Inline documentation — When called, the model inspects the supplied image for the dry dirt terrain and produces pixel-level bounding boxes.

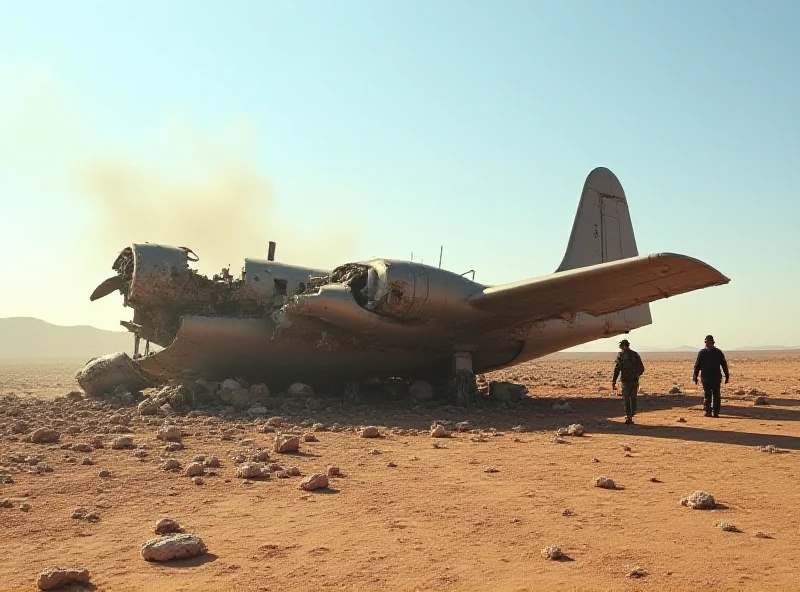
[1,351,799,591]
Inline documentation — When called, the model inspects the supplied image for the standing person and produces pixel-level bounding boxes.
[693,335,730,417]
[612,339,645,425]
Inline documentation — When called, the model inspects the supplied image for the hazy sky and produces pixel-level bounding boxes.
[1,0,798,351]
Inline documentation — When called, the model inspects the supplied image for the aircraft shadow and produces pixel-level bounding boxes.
[204,392,800,436]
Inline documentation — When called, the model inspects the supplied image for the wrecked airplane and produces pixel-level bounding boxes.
[78,167,730,405]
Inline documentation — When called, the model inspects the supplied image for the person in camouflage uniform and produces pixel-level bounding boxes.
[612,339,645,425]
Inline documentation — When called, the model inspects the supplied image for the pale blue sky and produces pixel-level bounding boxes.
[0,0,798,350]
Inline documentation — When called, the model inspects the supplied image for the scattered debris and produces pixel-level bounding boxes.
[236,463,267,479]
[30,428,60,444]
[758,444,786,454]
[360,426,380,438]
[157,425,182,442]
[163,459,181,471]
[288,382,314,397]
[541,545,564,560]
[430,424,451,438]
[274,434,300,454]
[680,491,716,510]
[141,533,207,562]
[155,518,184,535]
[754,531,773,539]
[567,423,585,436]
[594,476,616,489]
[299,473,329,491]
[562,509,574,516]
[36,567,91,591]
[490,381,528,403]
[628,566,647,578]
[717,520,739,532]
[184,463,205,478]
[111,436,134,450]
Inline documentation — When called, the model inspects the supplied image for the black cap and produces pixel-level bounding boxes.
[619,339,630,347]
[705,335,714,342]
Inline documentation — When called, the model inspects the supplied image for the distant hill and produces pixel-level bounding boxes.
[0,317,132,358]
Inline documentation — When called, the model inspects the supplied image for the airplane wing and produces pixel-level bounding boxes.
[467,253,729,321]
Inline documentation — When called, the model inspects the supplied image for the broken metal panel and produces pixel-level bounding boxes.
[75,352,156,397]
[136,315,455,386]
[240,259,330,304]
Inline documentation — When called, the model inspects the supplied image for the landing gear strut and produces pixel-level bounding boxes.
[452,351,478,407]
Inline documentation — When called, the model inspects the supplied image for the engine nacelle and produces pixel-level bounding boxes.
[125,243,207,308]
[362,260,480,323]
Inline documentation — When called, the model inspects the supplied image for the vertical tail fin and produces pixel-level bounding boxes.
[556,167,639,272]
[557,167,652,330]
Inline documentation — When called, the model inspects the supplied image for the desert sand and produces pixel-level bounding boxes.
[1,351,799,591]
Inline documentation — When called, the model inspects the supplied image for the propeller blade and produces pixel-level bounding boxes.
[90,275,123,301]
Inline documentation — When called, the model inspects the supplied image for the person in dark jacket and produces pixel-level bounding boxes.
[693,334,730,417]
[612,339,645,425]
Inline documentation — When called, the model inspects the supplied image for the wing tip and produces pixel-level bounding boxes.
[648,252,731,284]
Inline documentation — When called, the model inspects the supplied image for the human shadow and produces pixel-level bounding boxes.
[605,420,800,450]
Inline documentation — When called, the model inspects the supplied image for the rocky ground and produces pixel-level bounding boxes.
[1,351,799,591]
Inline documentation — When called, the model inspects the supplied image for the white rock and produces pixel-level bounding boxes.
[236,462,266,479]
[137,399,159,415]
[360,426,380,438]
[37,567,90,590]
[155,517,183,535]
[567,423,585,437]
[274,434,300,453]
[680,490,716,510]
[430,424,451,438]
[140,533,207,562]
[288,382,314,397]
[221,379,242,391]
[299,473,329,490]
[184,462,205,477]
[594,476,616,489]
[157,425,182,442]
